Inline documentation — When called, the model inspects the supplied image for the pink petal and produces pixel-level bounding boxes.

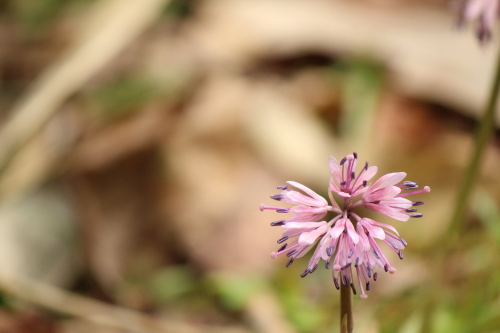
[364,203,410,221]
[298,224,329,245]
[330,218,346,238]
[365,218,400,235]
[284,190,327,207]
[345,220,359,244]
[359,219,386,240]
[370,172,407,191]
[363,185,401,202]
[287,181,328,206]
[328,156,343,184]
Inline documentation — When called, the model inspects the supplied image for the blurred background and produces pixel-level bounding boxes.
[0,0,498,332]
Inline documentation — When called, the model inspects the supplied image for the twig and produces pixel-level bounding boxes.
[0,270,248,333]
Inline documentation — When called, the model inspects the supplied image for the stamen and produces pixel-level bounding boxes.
[277,236,288,244]
[366,281,370,291]
[389,240,398,249]
[363,180,367,187]
[374,272,378,281]
[270,220,285,226]
[287,249,298,257]
[351,171,355,179]
[403,181,416,186]
[340,181,347,186]
[410,213,423,218]
[270,194,284,201]
[348,249,354,258]
[355,257,360,267]
[277,208,290,213]
[310,264,319,273]
[405,209,417,213]
[277,186,288,190]
[350,283,357,295]
[340,157,347,165]
[326,246,334,256]
[325,260,330,269]
[399,238,408,246]
[334,277,340,290]
[342,275,350,286]
[300,269,310,278]
[412,201,424,206]
[373,250,380,259]
[277,243,287,252]
[353,152,358,159]
[398,251,404,259]
[341,263,351,270]
[364,161,368,170]
[286,258,294,267]
[384,264,389,272]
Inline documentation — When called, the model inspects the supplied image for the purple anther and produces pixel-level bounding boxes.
[277,243,287,252]
[277,236,288,244]
[270,220,285,226]
[270,194,284,201]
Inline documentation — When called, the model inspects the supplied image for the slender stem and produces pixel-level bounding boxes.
[340,283,353,333]
[448,45,500,239]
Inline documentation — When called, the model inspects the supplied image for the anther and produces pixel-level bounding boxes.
[400,238,408,246]
[412,201,424,206]
[334,278,340,290]
[363,180,367,187]
[286,258,294,267]
[300,269,310,278]
[364,161,368,170]
[374,272,378,281]
[353,152,358,158]
[373,250,380,259]
[366,281,371,291]
[389,240,398,249]
[270,194,284,201]
[310,264,319,273]
[398,251,404,259]
[277,243,287,252]
[405,209,417,213]
[340,181,347,186]
[277,236,288,244]
[341,263,351,270]
[351,171,355,179]
[325,260,330,269]
[348,249,354,258]
[326,246,334,256]
[384,264,389,272]
[340,157,347,165]
[342,275,349,286]
[406,185,418,189]
[410,213,423,218]
[286,249,298,257]
[270,220,285,226]
[354,257,360,267]
[277,186,288,190]
[350,283,357,295]
[403,181,416,186]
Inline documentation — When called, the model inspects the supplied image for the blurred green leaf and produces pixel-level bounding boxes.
[206,273,266,311]
[146,265,196,303]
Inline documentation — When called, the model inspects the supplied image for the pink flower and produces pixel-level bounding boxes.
[260,153,430,298]
[458,0,500,43]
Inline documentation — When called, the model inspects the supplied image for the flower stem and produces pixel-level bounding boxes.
[340,283,353,333]
[449,45,500,238]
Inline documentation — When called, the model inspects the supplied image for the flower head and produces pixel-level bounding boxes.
[260,153,430,298]
[458,0,500,44]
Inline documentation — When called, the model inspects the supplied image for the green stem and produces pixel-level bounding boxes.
[340,283,353,333]
[448,46,500,239]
